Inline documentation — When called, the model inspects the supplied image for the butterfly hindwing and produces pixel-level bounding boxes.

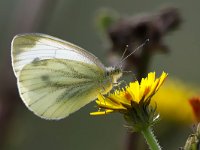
[18,59,105,119]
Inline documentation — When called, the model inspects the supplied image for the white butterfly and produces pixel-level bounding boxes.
[11,33,123,120]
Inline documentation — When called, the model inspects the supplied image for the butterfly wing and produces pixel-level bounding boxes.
[11,33,108,119]
[12,33,105,78]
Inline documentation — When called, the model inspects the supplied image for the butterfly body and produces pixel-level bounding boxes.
[11,33,122,119]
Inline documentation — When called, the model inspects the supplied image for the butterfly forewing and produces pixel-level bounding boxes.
[12,33,109,119]
[11,33,105,77]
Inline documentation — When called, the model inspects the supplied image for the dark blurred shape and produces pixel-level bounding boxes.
[106,6,181,73]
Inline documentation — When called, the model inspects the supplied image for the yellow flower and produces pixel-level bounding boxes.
[151,79,200,124]
[90,72,168,115]
[91,72,167,131]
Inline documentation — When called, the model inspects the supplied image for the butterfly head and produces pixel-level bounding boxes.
[106,66,123,83]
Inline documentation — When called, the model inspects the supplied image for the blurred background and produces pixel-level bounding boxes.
[0,0,200,150]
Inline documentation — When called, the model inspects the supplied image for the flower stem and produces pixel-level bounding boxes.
[141,127,162,150]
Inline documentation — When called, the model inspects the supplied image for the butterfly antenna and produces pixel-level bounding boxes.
[122,70,132,73]
[118,39,150,66]
[120,45,129,61]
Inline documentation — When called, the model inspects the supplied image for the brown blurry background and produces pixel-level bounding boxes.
[0,0,200,150]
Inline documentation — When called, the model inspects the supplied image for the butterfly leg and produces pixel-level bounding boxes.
[99,85,106,94]
[112,81,120,94]
[113,80,128,94]
[123,70,138,81]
